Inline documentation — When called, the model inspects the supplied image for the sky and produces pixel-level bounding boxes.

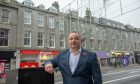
[17,0,140,28]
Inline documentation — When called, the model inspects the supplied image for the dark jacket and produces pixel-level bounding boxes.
[45,48,102,84]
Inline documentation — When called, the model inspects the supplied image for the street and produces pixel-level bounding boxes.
[55,65,140,84]
[103,68,140,84]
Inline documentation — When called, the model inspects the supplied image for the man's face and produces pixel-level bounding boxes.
[68,32,82,49]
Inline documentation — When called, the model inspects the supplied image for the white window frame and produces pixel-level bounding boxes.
[2,9,10,23]
[105,41,108,50]
[0,29,9,46]
[24,31,31,47]
[90,29,94,39]
[121,40,124,49]
[90,39,94,49]
[59,19,64,30]
[37,14,44,26]
[134,42,137,49]
[81,23,85,34]
[126,32,128,38]
[107,22,111,25]
[113,39,117,49]
[120,31,122,38]
[96,26,100,34]
[24,11,32,24]
[112,30,115,38]
[60,35,65,48]
[103,29,106,37]
[128,43,131,50]
[72,21,77,31]
[37,32,44,47]
[98,40,101,50]
[49,34,55,48]
[139,43,140,50]
[23,1,33,6]
[48,16,54,28]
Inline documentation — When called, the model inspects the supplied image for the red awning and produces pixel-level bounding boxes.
[20,50,60,55]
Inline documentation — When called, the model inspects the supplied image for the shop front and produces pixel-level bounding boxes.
[19,50,60,68]
[110,51,134,67]
[39,51,59,66]
[96,51,109,66]
[110,51,124,67]
[20,62,39,68]
[134,51,140,64]
[0,51,15,78]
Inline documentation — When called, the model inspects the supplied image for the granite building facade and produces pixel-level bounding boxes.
[0,0,140,73]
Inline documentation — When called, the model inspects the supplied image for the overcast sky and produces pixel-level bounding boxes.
[17,0,140,28]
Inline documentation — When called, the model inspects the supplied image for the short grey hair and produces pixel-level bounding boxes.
[69,31,81,38]
[69,31,85,42]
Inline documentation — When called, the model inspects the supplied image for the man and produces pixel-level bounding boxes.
[45,31,102,84]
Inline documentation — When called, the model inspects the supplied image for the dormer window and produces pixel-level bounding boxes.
[23,0,34,7]
[38,4,45,9]
[121,26,124,29]
[107,22,111,25]
[48,6,57,13]
[113,24,116,27]
[117,25,120,28]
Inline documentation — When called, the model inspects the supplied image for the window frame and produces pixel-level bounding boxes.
[0,29,9,46]
[24,10,32,24]
[2,9,10,23]
[48,16,55,28]
[37,32,44,47]
[37,14,44,26]
[59,18,64,30]
[49,34,55,48]
[24,31,31,47]
[60,35,65,48]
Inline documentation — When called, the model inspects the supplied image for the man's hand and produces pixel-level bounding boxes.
[45,63,54,74]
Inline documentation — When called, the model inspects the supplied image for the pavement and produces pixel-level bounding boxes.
[0,78,5,84]
[0,63,139,84]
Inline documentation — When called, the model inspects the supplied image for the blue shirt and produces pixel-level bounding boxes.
[69,48,81,74]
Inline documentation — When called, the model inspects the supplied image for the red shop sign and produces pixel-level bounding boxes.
[20,50,60,55]
[20,62,39,68]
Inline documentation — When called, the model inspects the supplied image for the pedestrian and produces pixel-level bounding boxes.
[44,31,102,84]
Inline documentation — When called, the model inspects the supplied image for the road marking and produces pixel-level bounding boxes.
[103,74,140,84]
[103,68,140,76]
[55,68,140,84]
[55,73,140,84]
[129,70,139,73]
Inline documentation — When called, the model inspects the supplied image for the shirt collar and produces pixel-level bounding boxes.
[69,47,81,54]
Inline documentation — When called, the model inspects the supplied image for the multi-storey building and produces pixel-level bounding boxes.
[0,0,18,76]
[0,0,140,75]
